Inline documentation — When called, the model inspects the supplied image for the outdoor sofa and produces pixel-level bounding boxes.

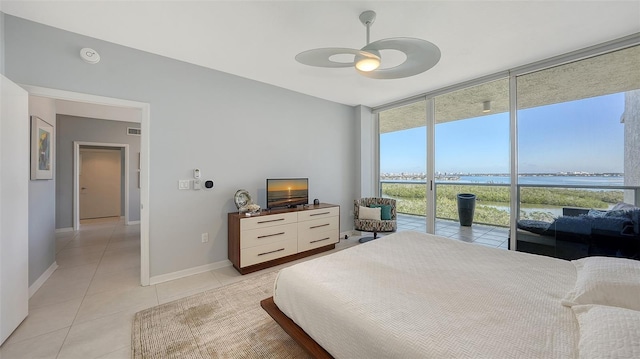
[516,202,640,260]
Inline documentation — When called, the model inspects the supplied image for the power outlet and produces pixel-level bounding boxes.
[201,233,209,243]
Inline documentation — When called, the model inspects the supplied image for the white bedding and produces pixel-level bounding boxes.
[274,231,580,358]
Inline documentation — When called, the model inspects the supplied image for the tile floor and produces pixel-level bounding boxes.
[0,214,508,358]
[0,217,361,359]
[397,213,510,250]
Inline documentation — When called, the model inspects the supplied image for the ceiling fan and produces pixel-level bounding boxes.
[295,10,441,79]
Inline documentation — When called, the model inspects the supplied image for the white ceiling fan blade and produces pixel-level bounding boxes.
[295,48,378,68]
[357,38,441,79]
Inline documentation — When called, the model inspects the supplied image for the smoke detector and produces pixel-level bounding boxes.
[80,48,100,64]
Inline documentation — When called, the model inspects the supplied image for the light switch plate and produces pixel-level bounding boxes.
[178,180,190,190]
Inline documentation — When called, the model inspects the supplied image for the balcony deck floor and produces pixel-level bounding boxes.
[396,213,510,250]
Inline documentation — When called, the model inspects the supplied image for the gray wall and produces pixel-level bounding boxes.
[4,15,357,278]
[0,12,5,74]
[28,96,56,286]
[56,115,141,228]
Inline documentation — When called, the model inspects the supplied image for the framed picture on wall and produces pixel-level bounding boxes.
[30,116,54,180]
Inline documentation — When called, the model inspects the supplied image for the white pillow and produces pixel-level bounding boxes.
[572,305,640,359]
[358,206,381,221]
[562,257,640,311]
[611,202,639,211]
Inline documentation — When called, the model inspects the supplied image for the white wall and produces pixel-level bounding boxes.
[4,15,357,278]
[0,73,29,344]
[356,105,376,198]
[28,95,57,286]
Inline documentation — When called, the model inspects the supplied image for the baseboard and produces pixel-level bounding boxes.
[127,220,140,225]
[29,261,58,298]
[149,259,233,285]
[55,227,74,233]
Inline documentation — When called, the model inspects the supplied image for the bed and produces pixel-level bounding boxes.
[261,231,640,358]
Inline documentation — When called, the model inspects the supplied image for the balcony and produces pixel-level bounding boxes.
[384,180,639,253]
[397,213,510,249]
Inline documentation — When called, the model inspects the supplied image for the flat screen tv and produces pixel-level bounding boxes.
[266,178,309,209]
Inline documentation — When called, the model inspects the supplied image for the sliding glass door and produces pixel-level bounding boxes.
[379,100,427,232]
[433,79,510,245]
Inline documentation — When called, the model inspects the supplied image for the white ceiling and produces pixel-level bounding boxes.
[3,1,640,107]
[54,99,142,123]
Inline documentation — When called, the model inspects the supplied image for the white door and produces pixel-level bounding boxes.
[0,75,30,344]
[79,148,122,219]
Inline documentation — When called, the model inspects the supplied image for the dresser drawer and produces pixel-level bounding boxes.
[298,216,338,235]
[240,212,297,231]
[241,238,297,267]
[241,223,297,249]
[297,216,338,250]
[298,228,339,252]
[297,206,339,222]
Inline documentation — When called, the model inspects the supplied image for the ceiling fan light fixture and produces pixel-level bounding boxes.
[355,57,380,72]
[356,59,380,72]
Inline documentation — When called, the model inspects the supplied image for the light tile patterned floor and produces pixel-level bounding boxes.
[0,217,359,359]
[397,213,510,250]
[0,214,508,358]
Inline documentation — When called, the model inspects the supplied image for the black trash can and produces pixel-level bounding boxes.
[457,193,476,226]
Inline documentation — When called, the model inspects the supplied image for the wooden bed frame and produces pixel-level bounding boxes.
[260,297,334,359]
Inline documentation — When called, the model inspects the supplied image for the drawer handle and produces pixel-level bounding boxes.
[258,248,285,256]
[310,212,331,216]
[257,218,285,224]
[310,223,330,229]
[257,232,285,239]
[310,237,330,244]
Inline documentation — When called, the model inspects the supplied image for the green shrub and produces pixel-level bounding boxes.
[382,183,623,227]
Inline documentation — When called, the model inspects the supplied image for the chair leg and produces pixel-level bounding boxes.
[359,230,379,243]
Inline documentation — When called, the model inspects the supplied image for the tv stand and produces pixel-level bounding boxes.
[228,203,340,274]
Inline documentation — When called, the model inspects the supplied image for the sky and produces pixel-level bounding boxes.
[380,92,625,174]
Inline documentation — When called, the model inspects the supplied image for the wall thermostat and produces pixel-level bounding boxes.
[80,48,100,64]
[193,168,201,179]
[204,180,215,190]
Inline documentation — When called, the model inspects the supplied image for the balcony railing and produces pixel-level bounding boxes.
[380,180,640,228]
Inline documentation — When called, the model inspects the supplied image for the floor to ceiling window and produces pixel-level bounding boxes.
[379,100,427,228]
[515,45,640,258]
[376,39,639,258]
[434,79,510,234]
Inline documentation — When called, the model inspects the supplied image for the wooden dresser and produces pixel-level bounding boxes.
[228,203,340,274]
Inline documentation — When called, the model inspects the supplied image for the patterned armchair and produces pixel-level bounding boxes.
[354,198,397,243]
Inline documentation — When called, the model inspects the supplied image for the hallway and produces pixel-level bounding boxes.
[1,217,141,358]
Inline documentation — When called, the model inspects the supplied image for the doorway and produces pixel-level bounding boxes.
[22,84,151,286]
[79,146,124,220]
[74,142,131,229]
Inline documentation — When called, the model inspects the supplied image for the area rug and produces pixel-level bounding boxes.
[132,271,310,358]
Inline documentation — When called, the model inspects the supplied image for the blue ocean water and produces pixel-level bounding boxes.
[446,175,624,186]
